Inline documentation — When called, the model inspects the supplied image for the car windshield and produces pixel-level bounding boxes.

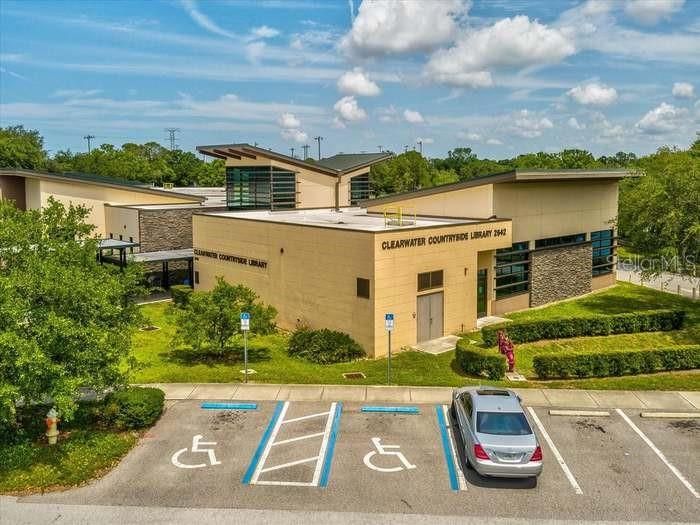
[476,411,532,436]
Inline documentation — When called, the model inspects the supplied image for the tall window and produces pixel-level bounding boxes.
[591,229,615,275]
[535,233,585,249]
[226,167,297,210]
[495,241,530,299]
[350,174,371,205]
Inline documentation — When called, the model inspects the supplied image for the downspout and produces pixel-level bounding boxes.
[335,174,340,211]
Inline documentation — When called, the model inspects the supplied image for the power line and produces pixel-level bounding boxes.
[314,136,324,160]
[164,128,180,150]
[83,134,95,153]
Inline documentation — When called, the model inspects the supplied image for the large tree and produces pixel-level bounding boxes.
[618,139,700,275]
[0,199,144,428]
[0,126,49,170]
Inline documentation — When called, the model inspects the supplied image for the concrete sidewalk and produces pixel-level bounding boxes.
[138,383,700,410]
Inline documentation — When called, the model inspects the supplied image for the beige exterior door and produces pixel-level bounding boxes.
[417,292,444,342]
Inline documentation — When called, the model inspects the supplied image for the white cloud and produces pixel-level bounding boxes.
[510,109,554,138]
[278,112,301,129]
[567,82,618,106]
[458,131,482,141]
[567,117,586,130]
[333,95,367,124]
[377,105,398,123]
[340,0,469,57]
[51,89,102,98]
[245,41,267,63]
[672,81,695,98]
[281,128,308,143]
[403,109,424,123]
[180,0,238,39]
[486,138,503,145]
[251,25,280,39]
[337,68,380,96]
[624,0,685,25]
[425,16,574,88]
[636,102,687,134]
[416,137,434,144]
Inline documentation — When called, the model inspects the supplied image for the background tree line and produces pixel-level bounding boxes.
[0,126,225,186]
[1,125,697,273]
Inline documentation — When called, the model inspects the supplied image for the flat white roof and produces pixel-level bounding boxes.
[202,207,485,232]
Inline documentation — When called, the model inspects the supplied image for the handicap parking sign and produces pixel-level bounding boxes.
[240,312,250,331]
[385,313,394,332]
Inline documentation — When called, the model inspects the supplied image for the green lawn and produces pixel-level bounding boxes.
[0,431,137,494]
[130,283,700,390]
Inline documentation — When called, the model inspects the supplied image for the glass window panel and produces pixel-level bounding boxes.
[495,242,530,298]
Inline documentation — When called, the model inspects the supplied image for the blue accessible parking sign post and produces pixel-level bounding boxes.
[385,313,394,385]
[241,312,250,383]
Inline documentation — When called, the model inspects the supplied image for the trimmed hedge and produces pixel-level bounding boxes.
[171,285,193,307]
[533,345,700,379]
[287,328,365,364]
[102,387,165,430]
[482,310,685,346]
[455,340,507,380]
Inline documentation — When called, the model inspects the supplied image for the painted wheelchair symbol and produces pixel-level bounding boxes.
[363,437,417,473]
[171,434,221,469]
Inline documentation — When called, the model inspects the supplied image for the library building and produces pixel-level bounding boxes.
[193,144,631,357]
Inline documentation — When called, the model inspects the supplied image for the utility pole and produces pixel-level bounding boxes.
[165,128,180,150]
[417,140,423,155]
[377,145,383,152]
[290,147,295,158]
[302,144,310,159]
[314,136,324,160]
[404,145,409,153]
[83,134,95,153]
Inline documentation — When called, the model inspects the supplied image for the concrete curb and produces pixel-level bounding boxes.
[135,383,700,410]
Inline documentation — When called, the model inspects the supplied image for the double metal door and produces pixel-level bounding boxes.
[417,292,444,342]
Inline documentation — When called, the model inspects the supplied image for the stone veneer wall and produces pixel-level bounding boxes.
[530,243,592,307]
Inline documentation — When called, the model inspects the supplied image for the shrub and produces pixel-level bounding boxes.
[481,310,685,346]
[533,345,700,379]
[170,285,193,307]
[287,328,365,364]
[102,387,165,430]
[455,340,507,380]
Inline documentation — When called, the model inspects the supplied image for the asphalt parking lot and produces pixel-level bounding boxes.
[21,400,699,522]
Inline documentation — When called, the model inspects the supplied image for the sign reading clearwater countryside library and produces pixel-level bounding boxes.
[194,249,268,269]
[381,227,508,251]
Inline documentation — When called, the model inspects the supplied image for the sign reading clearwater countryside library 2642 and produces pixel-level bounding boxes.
[194,249,268,269]
[381,227,508,251]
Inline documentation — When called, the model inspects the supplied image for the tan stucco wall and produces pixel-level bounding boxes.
[193,215,512,357]
[493,181,618,243]
[0,175,26,209]
[193,215,376,352]
[25,178,41,210]
[372,222,511,354]
[492,292,530,316]
[592,272,616,291]
[366,184,494,219]
[105,206,141,245]
[31,179,196,236]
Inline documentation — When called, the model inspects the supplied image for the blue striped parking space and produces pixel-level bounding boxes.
[361,405,420,414]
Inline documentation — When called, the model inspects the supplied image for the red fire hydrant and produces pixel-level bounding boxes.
[497,330,516,373]
[45,408,59,445]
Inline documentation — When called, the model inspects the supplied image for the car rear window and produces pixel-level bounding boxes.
[476,412,533,435]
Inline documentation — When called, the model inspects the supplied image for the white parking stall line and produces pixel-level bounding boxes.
[441,405,468,491]
[616,409,699,499]
[281,411,331,424]
[259,455,320,474]
[312,402,338,486]
[249,401,290,484]
[254,480,316,487]
[527,407,583,495]
[271,431,326,446]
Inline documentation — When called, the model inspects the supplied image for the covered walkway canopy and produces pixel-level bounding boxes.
[98,242,193,288]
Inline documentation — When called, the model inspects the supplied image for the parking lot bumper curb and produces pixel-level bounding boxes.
[133,383,700,410]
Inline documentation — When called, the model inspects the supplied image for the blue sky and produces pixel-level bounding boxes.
[1,0,698,159]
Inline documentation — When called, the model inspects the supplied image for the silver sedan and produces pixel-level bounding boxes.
[451,387,543,478]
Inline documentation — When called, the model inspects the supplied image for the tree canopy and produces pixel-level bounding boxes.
[0,198,144,428]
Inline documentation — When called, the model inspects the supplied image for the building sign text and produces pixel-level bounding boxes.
[194,248,268,269]
[381,227,508,251]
